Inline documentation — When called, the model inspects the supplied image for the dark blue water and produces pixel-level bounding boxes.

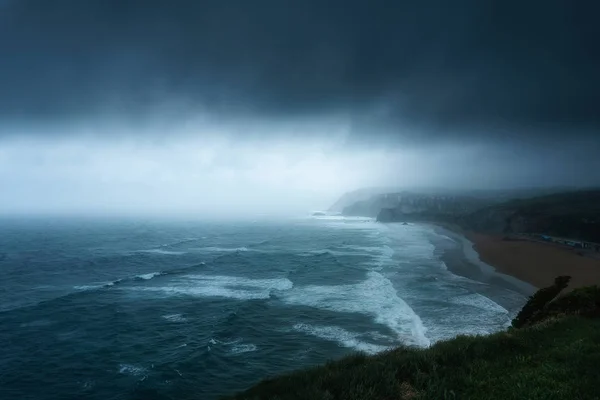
[0,216,526,399]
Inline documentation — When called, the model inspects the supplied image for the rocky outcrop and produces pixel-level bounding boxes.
[372,193,491,222]
[328,187,400,213]
[332,188,600,242]
[459,190,600,241]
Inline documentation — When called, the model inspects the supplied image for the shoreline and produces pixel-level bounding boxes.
[430,224,537,298]
[425,222,600,294]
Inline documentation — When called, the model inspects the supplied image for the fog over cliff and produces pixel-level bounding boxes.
[1,0,599,216]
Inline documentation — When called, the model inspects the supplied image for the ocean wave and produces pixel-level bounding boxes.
[136,249,187,256]
[196,246,251,253]
[207,337,257,354]
[208,337,241,346]
[135,272,166,280]
[449,293,509,314]
[128,274,293,301]
[72,264,207,293]
[229,343,258,354]
[293,323,390,354]
[118,364,148,376]
[282,271,430,348]
[298,249,356,257]
[162,313,187,323]
[158,237,201,248]
[74,279,122,290]
[299,244,395,270]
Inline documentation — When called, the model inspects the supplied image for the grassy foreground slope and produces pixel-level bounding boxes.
[224,284,600,400]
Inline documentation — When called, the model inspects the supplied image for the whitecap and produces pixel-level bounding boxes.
[229,343,257,354]
[293,324,390,354]
[162,313,187,323]
[136,272,165,280]
[73,281,117,290]
[449,293,509,314]
[118,364,147,376]
[196,246,250,253]
[137,249,186,255]
[282,271,430,348]
[73,285,104,291]
[128,274,293,301]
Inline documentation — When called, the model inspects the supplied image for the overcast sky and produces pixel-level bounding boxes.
[0,0,599,216]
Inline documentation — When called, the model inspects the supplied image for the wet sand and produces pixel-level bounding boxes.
[465,232,600,292]
[431,225,537,297]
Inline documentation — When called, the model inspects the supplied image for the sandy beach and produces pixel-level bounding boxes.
[466,232,600,292]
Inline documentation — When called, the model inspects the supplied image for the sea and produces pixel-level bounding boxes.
[0,215,528,399]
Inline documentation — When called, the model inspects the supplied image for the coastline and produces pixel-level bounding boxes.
[430,224,537,298]
[465,231,600,292]
[427,222,600,294]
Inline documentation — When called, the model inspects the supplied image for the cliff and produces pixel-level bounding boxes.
[459,190,600,241]
[333,187,572,218]
[223,280,600,400]
[328,187,400,213]
[344,192,493,219]
[346,189,600,243]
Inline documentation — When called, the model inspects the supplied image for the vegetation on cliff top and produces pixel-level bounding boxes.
[223,280,600,400]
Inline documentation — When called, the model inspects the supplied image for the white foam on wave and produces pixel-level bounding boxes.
[137,249,187,255]
[118,364,147,376]
[438,234,455,242]
[136,272,165,280]
[283,271,430,347]
[383,224,436,260]
[196,246,250,253]
[298,249,362,257]
[74,280,118,290]
[293,323,390,354]
[73,285,104,290]
[299,243,395,270]
[207,337,257,354]
[162,313,187,323]
[129,274,293,301]
[340,244,395,268]
[450,293,509,314]
[209,337,240,346]
[159,237,199,247]
[230,343,258,354]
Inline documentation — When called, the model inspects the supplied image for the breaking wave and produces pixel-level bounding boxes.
[293,324,390,354]
[128,275,294,301]
[282,271,430,347]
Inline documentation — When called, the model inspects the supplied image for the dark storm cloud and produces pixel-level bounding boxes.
[0,0,599,137]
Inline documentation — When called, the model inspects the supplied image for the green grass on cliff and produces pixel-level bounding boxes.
[224,284,600,400]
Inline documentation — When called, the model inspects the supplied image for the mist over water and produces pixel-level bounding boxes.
[2,122,598,218]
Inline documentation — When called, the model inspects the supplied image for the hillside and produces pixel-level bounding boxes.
[334,189,600,243]
[459,190,600,242]
[223,282,600,400]
[333,187,579,219]
[343,192,492,219]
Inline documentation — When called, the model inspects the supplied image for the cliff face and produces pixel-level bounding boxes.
[369,193,491,222]
[459,190,600,241]
[333,188,600,242]
[343,192,491,219]
[328,187,400,213]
